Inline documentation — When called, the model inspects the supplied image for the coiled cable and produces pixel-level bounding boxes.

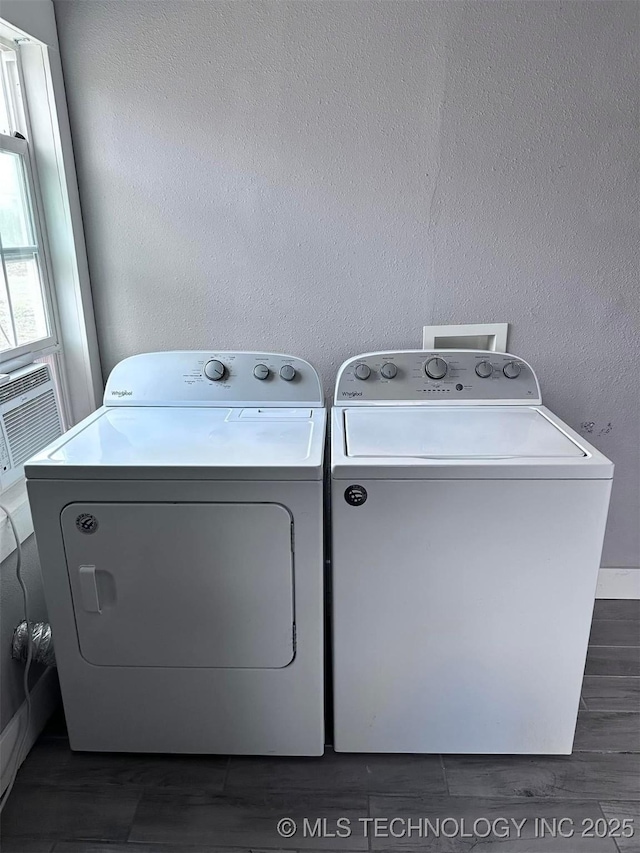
[0,504,32,812]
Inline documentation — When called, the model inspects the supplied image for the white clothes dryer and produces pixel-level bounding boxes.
[27,351,326,755]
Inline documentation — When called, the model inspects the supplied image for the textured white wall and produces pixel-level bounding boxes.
[54,0,638,567]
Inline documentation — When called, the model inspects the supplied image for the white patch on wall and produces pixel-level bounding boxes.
[422,324,509,352]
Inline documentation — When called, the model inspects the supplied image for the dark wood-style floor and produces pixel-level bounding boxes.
[2,600,639,853]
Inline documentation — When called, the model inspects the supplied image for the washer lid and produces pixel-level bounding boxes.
[25,406,325,480]
[345,407,585,459]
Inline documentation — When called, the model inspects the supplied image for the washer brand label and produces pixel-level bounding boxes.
[76,513,98,534]
[110,389,133,397]
[345,485,367,506]
[341,391,362,398]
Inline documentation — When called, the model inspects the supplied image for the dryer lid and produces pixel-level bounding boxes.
[25,406,325,480]
[344,407,585,459]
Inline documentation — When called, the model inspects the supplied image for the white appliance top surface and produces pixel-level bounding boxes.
[27,406,325,476]
[344,407,585,459]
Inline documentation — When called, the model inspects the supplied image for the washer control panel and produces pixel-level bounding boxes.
[105,351,324,407]
[335,350,541,404]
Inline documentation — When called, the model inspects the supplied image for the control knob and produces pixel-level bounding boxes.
[354,363,371,380]
[253,364,270,380]
[280,364,297,381]
[380,363,397,380]
[475,360,493,378]
[425,357,448,380]
[204,359,226,381]
[503,361,522,379]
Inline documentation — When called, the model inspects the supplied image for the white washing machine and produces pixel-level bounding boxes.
[331,349,613,755]
[26,351,326,755]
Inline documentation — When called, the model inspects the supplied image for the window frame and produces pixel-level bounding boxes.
[0,129,61,363]
[0,8,102,430]
[0,5,101,555]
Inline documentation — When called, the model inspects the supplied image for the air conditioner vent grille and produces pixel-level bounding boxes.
[0,365,50,406]
[4,389,62,467]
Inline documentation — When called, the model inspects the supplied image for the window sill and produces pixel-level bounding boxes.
[0,479,34,563]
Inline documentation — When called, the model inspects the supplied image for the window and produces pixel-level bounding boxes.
[0,40,57,363]
[0,10,100,552]
[0,11,102,424]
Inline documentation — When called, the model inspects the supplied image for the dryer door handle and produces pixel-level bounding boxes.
[78,565,101,613]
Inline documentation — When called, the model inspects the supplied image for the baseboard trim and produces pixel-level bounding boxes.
[596,567,640,600]
[0,667,59,796]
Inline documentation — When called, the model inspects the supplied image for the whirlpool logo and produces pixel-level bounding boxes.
[110,390,133,398]
[76,513,98,534]
[341,391,362,398]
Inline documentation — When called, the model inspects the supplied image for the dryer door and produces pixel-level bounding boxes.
[61,502,294,668]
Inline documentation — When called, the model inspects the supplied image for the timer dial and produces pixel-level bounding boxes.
[204,359,226,381]
[475,360,493,378]
[280,364,297,381]
[253,364,270,380]
[425,357,448,380]
[380,363,398,380]
[503,361,522,379]
[354,363,371,381]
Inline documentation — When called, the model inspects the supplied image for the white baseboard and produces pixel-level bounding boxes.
[0,667,59,796]
[596,567,640,600]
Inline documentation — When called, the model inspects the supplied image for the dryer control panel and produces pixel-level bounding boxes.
[105,352,324,407]
[335,350,541,405]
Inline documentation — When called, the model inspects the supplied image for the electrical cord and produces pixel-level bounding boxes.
[0,503,32,812]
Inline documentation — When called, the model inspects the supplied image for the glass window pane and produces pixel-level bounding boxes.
[0,261,17,351]
[0,148,35,248]
[5,254,49,347]
[0,92,11,136]
[0,48,14,135]
[0,145,51,353]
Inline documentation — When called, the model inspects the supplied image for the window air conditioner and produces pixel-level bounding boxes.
[0,363,63,491]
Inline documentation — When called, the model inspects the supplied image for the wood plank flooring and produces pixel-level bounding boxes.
[2,599,639,853]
